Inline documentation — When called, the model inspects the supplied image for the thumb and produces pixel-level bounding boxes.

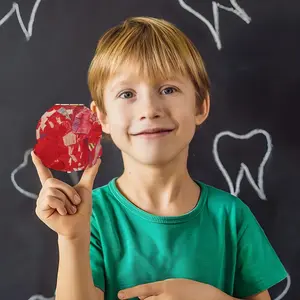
[76,158,101,191]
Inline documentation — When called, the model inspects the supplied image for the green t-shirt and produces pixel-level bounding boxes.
[90,178,287,300]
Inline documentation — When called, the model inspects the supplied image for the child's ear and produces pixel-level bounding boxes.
[195,93,210,126]
[90,101,111,134]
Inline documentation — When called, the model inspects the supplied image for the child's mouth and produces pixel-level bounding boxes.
[133,128,174,138]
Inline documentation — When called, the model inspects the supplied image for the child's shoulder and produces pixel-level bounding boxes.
[196,179,250,216]
[92,180,113,198]
[91,178,117,206]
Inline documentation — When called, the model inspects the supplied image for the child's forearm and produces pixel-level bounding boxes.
[55,234,102,300]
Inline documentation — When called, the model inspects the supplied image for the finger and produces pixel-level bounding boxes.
[77,158,101,191]
[44,178,81,206]
[46,187,77,215]
[31,151,53,186]
[37,195,67,216]
[118,282,162,299]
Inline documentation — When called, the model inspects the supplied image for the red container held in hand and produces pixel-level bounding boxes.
[33,104,102,173]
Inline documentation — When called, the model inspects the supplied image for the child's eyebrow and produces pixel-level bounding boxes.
[109,80,132,92]
[165,77,185,85]
[109,76,186,92]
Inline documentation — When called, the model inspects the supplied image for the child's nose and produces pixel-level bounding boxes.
[138,95,165,120]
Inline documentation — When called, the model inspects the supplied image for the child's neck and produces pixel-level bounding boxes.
[116,153,201,216]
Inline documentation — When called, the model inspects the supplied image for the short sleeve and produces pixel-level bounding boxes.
[233,201,288,298]
[90,210,105,292]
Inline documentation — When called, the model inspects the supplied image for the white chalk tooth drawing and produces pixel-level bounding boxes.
[214,130,292,298]
[28,295,54,300]
[0,0,43,41]
[274,273,291,300]
[11,148,79,200]
[11,148,38,199]
[178,0,251,50]
[213,129,272,200]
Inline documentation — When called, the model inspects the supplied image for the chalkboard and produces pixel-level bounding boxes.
[0,0,298,299]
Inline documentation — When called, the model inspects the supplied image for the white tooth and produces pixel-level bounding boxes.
[178,0,251,50]
[213,129,272,200]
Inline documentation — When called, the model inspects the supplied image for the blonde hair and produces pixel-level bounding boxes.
[88,16,210,114]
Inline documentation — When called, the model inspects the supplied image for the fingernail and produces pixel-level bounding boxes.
[118,292,124,299]
[74,194,81,204]
[71,206,77,214]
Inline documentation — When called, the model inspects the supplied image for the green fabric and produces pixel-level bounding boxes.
[90,178,287,300]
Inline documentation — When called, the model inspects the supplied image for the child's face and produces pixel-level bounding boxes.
[92,65,209,166]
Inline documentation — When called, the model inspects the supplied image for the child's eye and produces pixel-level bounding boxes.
[161,87,177,95]
[119,91,134,99]
[118,87,177,99]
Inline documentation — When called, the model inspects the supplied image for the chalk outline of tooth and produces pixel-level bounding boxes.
[11,148,79,200]
[274,273,291,300]
[214,130,292,298]
[28,295,54,300]
[0,0,42,41]
[178,0,251,50]
[11,149,38,199]
[213,129,272,200]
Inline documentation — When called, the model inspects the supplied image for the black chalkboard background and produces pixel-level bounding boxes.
[0,1,298,299]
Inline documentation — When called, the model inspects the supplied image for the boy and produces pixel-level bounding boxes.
[32,16,287,300]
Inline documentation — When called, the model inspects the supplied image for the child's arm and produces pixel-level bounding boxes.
[117,276,271,300]
[31,152,103,300]
[56,236,104,300]
[117,279,271,300]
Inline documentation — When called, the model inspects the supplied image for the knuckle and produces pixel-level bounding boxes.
[38,188,44,196]
[36,194,44,206]
[46,187,56,195]
[45,195,57,206]
[44,177,57,186]
[65,186,75,197]
[37,187,46,199]
[63,201,71,208]
[49,187,62,198]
